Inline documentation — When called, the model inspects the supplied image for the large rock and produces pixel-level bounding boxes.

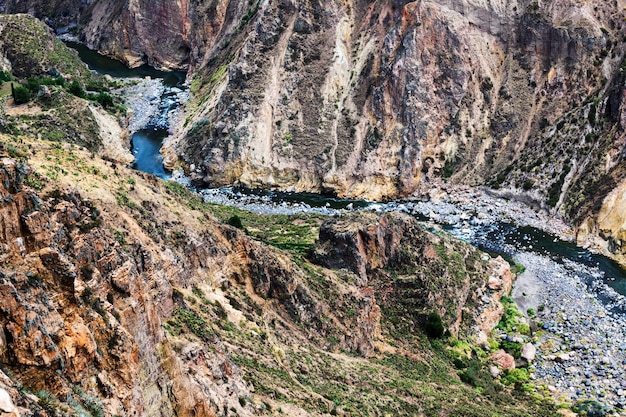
[474,256,514,340]
[521,342,536,363]
[490,349,515,371]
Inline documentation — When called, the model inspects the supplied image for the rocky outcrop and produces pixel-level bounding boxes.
[0,14,92,79]
[0,156,259,416]
[577,171,626,268]
[474,255,515,343]
[310,212,514,339]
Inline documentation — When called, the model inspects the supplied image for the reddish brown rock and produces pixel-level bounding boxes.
[490,349,516,372]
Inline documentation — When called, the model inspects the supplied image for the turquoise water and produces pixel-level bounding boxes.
[452,222,626,296]
[130,129,171,179]
[64,41,185,86]
[64,40,184,179]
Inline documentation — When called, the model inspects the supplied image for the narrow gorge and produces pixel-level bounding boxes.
[0,0,625,415]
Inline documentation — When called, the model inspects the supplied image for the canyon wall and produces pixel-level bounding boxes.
[2,0,624,211]
[4,1,626,264]
[163,0,625,206]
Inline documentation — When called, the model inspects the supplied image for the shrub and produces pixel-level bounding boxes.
[228,215,244,229]
[522,179,533,190]
[26,77,41,93]
[572,400,610,417]
[90,92,114,108]
[11,83,30,104]
[86,79,109,92]
[481,77,493,92]
[459,359,502,395]
[502,368,530,386]
[68,80,86,98]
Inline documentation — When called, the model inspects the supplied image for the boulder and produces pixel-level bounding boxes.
[489,365,501,378]
[490,349,515,371]
[520,343,536,363]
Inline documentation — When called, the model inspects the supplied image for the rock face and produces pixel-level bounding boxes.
[3,1,624,205]
[311,212,512,339]
[161,0,625,204]
[0,157,259,416]
[577,170,626,267]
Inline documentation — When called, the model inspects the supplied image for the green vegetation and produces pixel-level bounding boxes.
[4,91,104,150]
[0,14,95,81]
[68,80,86,98]
[458,359,502,395]
[164,180,323,256]
[11,83,30,104]
[572,399,610,416]
[547,164,571,207]
[90,92,114,108]
[497,296,530,336]
[165,306,214,341]
[238,0,261,30]
[502,368,530,387]
[35,390,59,414]
[0,70,11,82]
[511,262,526,274]
[209,63,229,84]
[282,131,293,145]
[227,214,244,229]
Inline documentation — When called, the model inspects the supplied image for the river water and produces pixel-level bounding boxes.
[67,40,626,410]
[65,41,185,179]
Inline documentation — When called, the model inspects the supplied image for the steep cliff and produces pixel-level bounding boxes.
[162,0,625,205]
[2,0,623,205]
[4,2,626,249]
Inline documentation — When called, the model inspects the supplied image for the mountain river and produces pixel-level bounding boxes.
[68,41,626,413]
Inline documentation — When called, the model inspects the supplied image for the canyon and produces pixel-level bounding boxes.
[0,0,625,415]
[4,0,625,265]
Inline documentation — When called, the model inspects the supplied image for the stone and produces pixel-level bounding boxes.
[489,365,501,378]
[487,276,502,290]
[490,350,515,371]
[37,85,51,99]
[521,343,536,363]
[0,388,18,416]
[555,353,571,363]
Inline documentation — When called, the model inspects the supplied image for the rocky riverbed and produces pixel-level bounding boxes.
[194,182,573,237]
[116,77,188,133]
[416,188,626,414]
[511,252,626,414]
